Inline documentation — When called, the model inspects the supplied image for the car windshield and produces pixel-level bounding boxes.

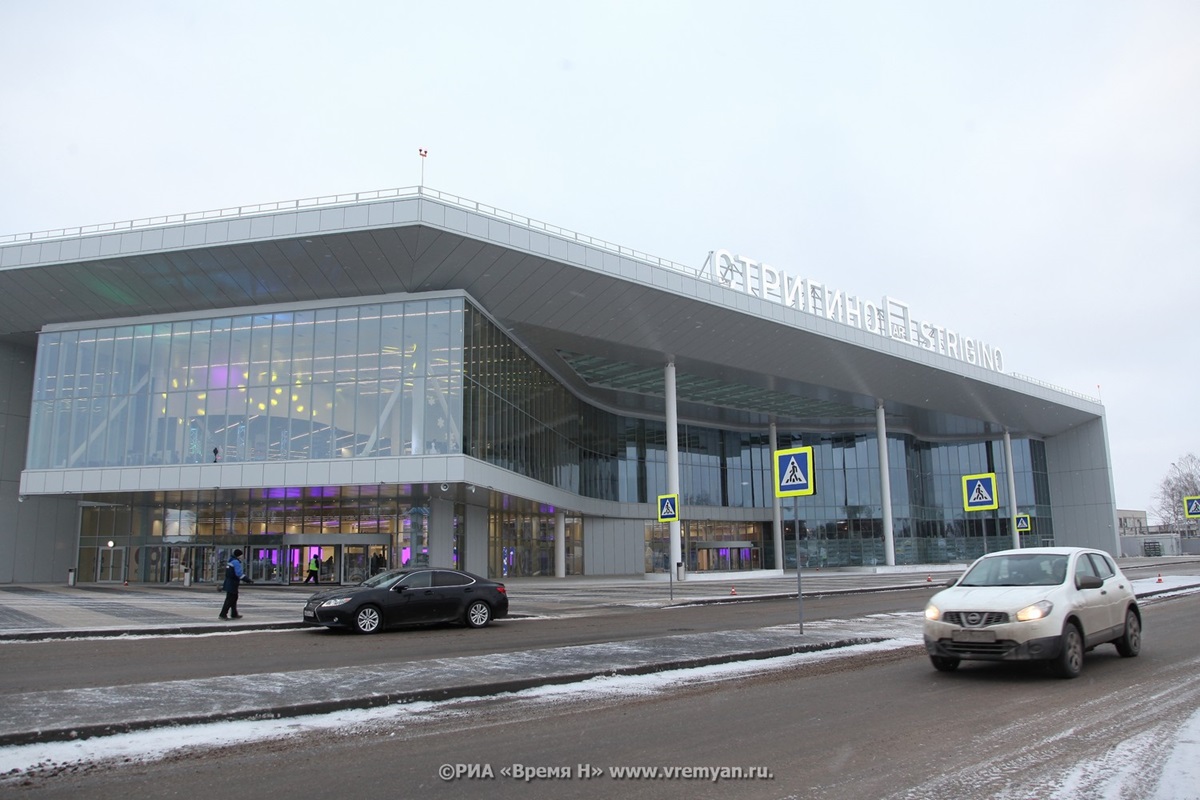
[357,569,406,589]
[958,554,1069,587]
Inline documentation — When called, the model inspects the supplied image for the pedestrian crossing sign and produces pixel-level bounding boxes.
[774,446,815,498]
[658,494,680,523]
[1185,496,1200,519]
[1014,514,1031,533]
[962,473,999,511]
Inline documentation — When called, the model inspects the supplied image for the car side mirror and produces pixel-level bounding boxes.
[393,584,407,592]
[1076,574,1103,590]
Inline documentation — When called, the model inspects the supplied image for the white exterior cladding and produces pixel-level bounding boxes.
[0,187,1118,583]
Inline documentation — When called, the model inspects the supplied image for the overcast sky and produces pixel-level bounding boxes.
[1,1,1197,517]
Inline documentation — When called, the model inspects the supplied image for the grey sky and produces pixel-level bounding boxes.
[2,1,1197,517]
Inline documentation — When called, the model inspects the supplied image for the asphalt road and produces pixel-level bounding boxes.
[4,587,1199,798]
[0,587,936,694]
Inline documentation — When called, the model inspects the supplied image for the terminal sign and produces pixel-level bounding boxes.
[774,446,815,498]
[963,473,999,512]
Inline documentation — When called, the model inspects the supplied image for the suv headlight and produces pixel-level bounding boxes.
[925,604,941,621]
[1016,600,1053,622]
[319,597,353,608]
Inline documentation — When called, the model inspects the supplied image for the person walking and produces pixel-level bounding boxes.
[304,553,320,584]
[219,549,245,620]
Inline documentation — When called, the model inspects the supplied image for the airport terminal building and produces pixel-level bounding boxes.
[0,187,1117,585]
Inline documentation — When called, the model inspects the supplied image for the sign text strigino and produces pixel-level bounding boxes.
[709,250,1005,373]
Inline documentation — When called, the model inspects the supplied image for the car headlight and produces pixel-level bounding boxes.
[1016,600,1053,622]
[925,604,941,621]
[319,597,353,608]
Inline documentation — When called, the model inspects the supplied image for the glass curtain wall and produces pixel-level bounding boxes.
[32,296,1055,573]
[28,299,465,469]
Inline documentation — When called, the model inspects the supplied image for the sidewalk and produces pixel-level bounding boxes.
[2,565,1197,748]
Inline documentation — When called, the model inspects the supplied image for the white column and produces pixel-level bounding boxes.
[410,377,425,455]
[1004,430,1020,549]
[876,400,896,566]
[770,421,784,572]
[554,510,566,578]
[665,362,682,579]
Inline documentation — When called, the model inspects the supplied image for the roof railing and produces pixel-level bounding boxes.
[0,185,706,280]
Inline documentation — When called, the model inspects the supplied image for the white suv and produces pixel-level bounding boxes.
[923,547,1141,678]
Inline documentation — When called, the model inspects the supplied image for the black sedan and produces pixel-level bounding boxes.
[303,568,508,633]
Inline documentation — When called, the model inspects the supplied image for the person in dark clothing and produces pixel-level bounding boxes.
[219,549,245,619]
[304,554,320,584]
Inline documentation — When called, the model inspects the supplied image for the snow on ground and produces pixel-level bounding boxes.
[0,577,1196,795]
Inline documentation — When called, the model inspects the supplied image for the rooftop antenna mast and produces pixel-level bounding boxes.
[419,148,428,188]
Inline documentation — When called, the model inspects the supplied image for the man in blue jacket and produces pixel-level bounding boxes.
[219,549,245,620]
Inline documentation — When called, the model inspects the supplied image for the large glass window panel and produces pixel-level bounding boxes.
[184,319,210,392]
[333,383,356,458]
[228,316,252,390]
[334,307,359,385]
[73,330,97,398]
[110,326,134,397]
[288,381,313,459]
[291,309,316,385]
[205,318,232,392]
[250,315,274,388]
[92,329,115,398]
[33,331,61,401]
[129,324,153,397]
[224,387,250,462]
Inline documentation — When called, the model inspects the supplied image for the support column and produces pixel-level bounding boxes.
[554,510,566,578]
[876,401,896,566]
[770,421,784,572]
[428,497,454,567]
[665,362,682,579]
[410,377,426,455]
[1004,430,1020,549]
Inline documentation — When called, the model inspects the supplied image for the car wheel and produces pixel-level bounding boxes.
[465,600,492,628]
[353,605,382,634]
[1053,621,1084,678]
[1115,608,1141,657]
[930,655,960,672]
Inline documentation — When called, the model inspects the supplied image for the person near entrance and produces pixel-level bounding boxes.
[219,550,245,620]
[304,553,320,584]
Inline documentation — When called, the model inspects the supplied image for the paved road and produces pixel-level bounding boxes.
[1,559,1196,747]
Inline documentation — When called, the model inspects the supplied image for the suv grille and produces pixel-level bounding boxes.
[943,611,1009,627]
[941,641,1015,656]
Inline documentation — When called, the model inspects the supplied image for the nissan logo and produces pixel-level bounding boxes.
[965,612,983,626]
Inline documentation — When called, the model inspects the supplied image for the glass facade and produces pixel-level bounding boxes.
[28,299,464,469]
[29,295,1054,581]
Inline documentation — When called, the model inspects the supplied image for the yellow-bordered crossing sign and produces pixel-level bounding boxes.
[963,473,998,511]
[657,494,679,523]
[1185,496,1200,519]
[774,446,815,498]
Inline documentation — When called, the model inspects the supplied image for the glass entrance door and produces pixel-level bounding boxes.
[96,547,126,582]
[343,545,369,584]
[248,548,282,584]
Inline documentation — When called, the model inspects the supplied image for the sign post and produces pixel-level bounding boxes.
[962,472,999,552]
[1014,513,1032,544]
[658,494,680,601]
[774,446,815,631]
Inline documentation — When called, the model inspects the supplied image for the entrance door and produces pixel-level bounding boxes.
[248,548,282,584]
[96,547,125,582]
[343,545,370,585]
